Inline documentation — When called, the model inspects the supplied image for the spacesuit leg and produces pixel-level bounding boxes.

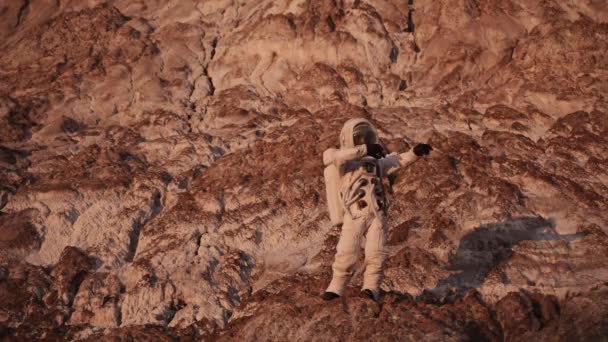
[362,215,388,298]
[326,213,367,296]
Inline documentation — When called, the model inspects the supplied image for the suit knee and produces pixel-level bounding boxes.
[365,250,388,268]
[333,253,358,273]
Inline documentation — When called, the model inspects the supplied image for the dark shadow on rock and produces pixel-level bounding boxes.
[419,216,584,304]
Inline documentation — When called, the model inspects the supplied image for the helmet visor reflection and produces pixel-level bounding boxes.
[352,123,377,146]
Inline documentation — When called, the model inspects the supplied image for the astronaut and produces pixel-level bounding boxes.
[322,118,431,301]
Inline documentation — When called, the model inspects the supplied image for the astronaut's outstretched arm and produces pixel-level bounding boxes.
[378,150,419,176]
[323,145,367,166]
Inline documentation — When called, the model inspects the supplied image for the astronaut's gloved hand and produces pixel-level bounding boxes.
[366,143,385,159]
[413,143,432,156]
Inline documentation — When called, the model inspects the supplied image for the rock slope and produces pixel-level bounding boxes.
[0,0,607,340]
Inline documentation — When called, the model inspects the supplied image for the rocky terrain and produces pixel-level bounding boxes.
[1,0,607,340]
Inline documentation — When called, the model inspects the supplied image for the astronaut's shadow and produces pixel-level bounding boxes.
[418,216,584,303]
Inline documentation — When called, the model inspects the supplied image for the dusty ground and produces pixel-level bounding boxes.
[1,0,607,340]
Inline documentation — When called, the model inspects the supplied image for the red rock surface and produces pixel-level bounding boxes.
[1,0,607,340]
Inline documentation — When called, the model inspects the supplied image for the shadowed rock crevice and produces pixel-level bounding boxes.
[125,190,162,263]
[15,0,29,27]
[407,8,415,33]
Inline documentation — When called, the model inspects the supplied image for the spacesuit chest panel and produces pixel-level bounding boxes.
[339,158,387,218]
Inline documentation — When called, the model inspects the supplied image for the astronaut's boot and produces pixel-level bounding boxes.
[321,291,340,301]
[359,289,376,301]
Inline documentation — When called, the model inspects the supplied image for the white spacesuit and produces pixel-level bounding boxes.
[322,118,431,301]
